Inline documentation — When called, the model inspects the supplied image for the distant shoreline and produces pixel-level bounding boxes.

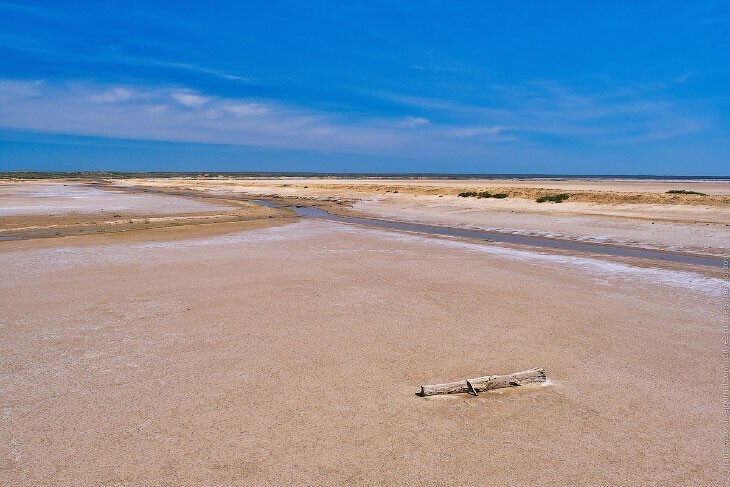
[1,171,729,182]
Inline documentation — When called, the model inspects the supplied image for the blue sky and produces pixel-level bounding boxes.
[0,1,728,174]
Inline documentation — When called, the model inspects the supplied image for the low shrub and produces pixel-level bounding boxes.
[666,189,706,195]
[536,193,570,203]
[458,191,509,199]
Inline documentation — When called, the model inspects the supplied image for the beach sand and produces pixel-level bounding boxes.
[0,179,726,485]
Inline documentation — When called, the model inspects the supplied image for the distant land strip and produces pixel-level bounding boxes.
[1,171,729,181]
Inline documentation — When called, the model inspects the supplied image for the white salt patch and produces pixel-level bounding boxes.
[0,219,720,297]
[9,438,22,462]
[354,200,729,256]
[0,182,232,216]
[328,222,723,296]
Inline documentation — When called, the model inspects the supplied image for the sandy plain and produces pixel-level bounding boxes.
[1,179,728,485]
[0,180,292,241]
[116,177,730,257]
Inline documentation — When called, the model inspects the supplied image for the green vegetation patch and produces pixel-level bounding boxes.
[536,193,571,203]
[458,191,509,199]
[665,189,706,195]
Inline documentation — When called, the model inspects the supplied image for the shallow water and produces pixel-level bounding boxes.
[278,203,722,268]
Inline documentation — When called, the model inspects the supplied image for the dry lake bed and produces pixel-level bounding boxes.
[1,178,728,485]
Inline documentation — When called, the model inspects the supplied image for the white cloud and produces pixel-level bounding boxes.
[87,87,134,103]
[223,102,270,117]
[0,79,425,155]
[2,77,705,163]
[0,78,43,100]
[673,72,694,84]
[170,91,210,107]
[448,126,507,137]
[399,116,430,127]
[161,63,246,81]
[127,58,249,82]
[367,81,708,143]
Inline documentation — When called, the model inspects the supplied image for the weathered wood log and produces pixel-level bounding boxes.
[417,368,546,397]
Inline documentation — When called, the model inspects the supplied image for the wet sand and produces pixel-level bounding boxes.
[0,180,727,485]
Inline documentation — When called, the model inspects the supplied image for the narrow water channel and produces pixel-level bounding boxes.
[247,199,723,268]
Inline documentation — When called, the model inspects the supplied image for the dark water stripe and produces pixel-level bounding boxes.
[245,200,723,268]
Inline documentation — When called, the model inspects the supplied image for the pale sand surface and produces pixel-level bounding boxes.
[0,219,724,485]
[0,181,291,240]
[350,196,729,256]
[0,180,726,485]
[0,181,233,216]
[116,178,730,256]
[115,177,730,195]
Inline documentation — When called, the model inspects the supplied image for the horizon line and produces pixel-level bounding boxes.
[2,170,729,180]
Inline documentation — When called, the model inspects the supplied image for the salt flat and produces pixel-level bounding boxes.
[0,181,289,241]
[0,181,232,216]
[0,180,725,485]
[120,177,730,257]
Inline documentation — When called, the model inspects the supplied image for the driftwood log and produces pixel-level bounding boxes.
[418,368,546,397]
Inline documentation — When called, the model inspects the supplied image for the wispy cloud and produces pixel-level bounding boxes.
[87,87,135,103]
[0,79,482,157]
[0,77,714,163]
[170,91,210,107]
[0,32,250,84]
[0,2,65,20]
[223,103,270,117]
[122,57,249,82]
[397,116,430,127]
[448,126,510,138]
[368,79,709,143]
